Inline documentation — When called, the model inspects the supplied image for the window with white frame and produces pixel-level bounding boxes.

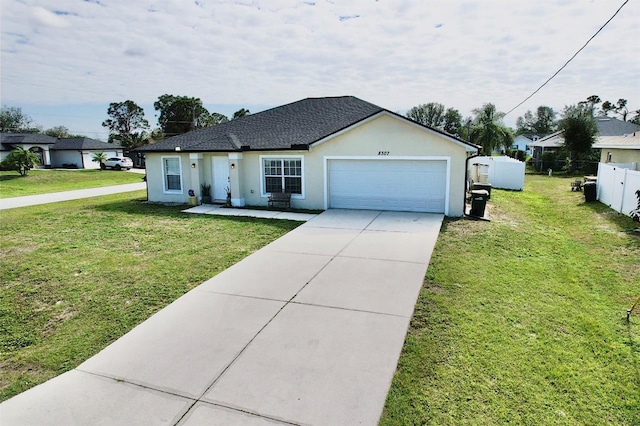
[163,156,182,192]
[262,157,302,195]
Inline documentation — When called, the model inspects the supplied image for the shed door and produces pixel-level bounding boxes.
[328,159,447,213]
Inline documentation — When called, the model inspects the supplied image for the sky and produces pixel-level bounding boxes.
[1,0,639,141]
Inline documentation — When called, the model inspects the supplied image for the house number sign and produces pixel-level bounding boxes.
[378,151,390,156]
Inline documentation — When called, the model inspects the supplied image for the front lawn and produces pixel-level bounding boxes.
[0,192,301,401]
[381,175,640,425]
[0,169,143,198]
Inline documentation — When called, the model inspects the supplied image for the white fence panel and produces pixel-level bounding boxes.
[468,156,525,190]
[597,163,640,217]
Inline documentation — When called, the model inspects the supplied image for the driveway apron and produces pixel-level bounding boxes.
[1,209,443,426]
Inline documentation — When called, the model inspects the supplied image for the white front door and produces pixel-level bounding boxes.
[212,156,229,200]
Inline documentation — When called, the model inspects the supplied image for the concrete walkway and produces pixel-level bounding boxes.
[1,209,443,425]
[183,204,318,221]
[0,182,147,210]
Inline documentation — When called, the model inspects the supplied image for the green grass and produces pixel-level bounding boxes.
[0,191,301,401]
[381,175,640,425]
[0,169,143,198]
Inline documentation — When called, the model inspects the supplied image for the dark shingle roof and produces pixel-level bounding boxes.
[140,96,383,152]
[138,96,477,153]
[0,133,58,145]
[52,138,121,150]
[596,117,640,136]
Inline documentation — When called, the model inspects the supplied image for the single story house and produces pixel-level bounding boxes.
[138,96,479,216]
[1,133,58,166]
[529,117,640,169]
[50,138,123,169]
[593,132,640,169]
[529,131,563,168]
[511,134,544,156]
[0,133,123,169]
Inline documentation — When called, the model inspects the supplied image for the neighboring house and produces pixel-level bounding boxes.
[529,117,640,169]
[529,131,563,169]
[138,96,479,216]
[0,133,58,166]
[593,132,640,169]
[0,133,122,169]
[50,138,123,169]
[511,134,543,156]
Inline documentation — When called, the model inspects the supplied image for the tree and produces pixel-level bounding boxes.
[154,95,210,137]
[613,99,628,121]
[579,95,601,111]
[443,108,463,135]
[92,152,108,170]
[199,112,228,127]
[470,103,513,154]
[516,106,557,135]
[232,108,251,119]
[2,147,41,176]
[0,106,40,133]
[102,100,150,149]
[406,103,446,128]
[558,104,598,170]
[45,126,71,138]
[600,99,629,120]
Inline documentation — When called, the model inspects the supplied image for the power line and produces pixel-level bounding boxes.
[504,0,630,117]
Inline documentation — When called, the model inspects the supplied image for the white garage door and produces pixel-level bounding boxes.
[328,159,447,213]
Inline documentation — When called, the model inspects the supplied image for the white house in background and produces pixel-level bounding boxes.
[0,133,123,169]
[593,132,640,170]
[137,96,479,216]
[511,134,543,156]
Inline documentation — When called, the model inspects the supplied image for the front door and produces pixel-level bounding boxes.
[212,156,229,201]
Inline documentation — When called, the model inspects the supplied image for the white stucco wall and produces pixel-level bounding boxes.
[599,148,640,167]
[145,113,474,216]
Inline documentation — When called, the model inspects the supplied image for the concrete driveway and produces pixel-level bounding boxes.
[1,209,443,425]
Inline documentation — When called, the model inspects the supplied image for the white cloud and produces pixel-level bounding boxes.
[1,0,639,137]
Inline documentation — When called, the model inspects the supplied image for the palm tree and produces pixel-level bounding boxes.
[470,103,513,154]
[2,147,41,176]
[92,151,108,170]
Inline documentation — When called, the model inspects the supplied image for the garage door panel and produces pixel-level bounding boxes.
[328,159,446,213]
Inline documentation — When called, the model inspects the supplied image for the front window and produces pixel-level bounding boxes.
[163,156,182,193]
[263,158,302,195]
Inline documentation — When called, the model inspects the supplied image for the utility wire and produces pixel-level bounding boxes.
[504,0,630,117]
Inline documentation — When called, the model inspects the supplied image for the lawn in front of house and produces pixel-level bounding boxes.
[0,169,143,198]
[0,191,301,401]
[381,175,640,425]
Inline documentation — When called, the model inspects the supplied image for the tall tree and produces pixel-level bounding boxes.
[45,126,71,138]
[515,106,557,134]
[470,103,513,154]
[443,107,463,135]
[558,104,598,170]
[232,108,251,119]
[0,107,40,132]
[154,95,210,137]
[406,103,446,128]
[102,100,150,149]
[579,95,601,111]
[599,98,629,121]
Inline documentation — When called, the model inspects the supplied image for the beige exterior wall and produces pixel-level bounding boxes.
[599,148,640,167]
[146,113,474,216]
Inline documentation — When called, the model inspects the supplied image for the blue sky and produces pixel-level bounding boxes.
[1,0,639,140]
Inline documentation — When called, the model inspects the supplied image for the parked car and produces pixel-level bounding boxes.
[101,157,133,170]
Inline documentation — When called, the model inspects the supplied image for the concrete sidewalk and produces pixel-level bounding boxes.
[0,182,147,210]
[1,209,443,425]
[183,204,318,221]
